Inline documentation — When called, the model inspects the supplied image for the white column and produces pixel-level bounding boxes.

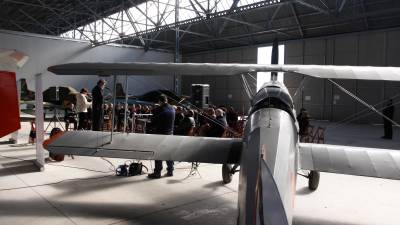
[35,73,45,170]
[10,79,22,143]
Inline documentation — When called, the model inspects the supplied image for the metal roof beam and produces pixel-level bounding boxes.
[19,9,55,35]
[336,0,347,13]
[131,2,158,26]
[294,0,330,15]
[187,5,400,45]
[36,0,94,42]
[9,20,28,32]
[290,3,304,37]
[222,16,264,30]
[192,0,208,14]
[4,0,89,15]
[217,0,240,35]
[360,0,369,29]
[77,0,121,36]
[266,4,282,29]
[124,9,146,46]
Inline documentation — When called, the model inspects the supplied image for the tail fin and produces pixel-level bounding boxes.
[0,71,21,137]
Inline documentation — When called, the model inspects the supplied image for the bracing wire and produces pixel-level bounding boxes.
[327,91,400,127]
[328,79,400,127]
[327,100,400,130]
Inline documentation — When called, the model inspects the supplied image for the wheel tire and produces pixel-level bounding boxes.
[308,170,320,191]
[222,164,233,184]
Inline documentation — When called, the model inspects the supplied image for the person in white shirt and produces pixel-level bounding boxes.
[76,88,92,130]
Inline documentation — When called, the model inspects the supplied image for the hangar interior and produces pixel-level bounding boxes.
[1,0,400,225]
[1,0,400,123]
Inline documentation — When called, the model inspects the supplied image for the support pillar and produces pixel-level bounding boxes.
[35,73,45,170]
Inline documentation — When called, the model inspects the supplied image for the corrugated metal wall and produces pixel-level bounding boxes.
[287,29,400,124]
[182,47,257,113]
[182,28,400,124]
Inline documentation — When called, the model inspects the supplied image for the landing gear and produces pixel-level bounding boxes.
[298,170,320,190]
[222,164,240,184]
[308,170,320,191]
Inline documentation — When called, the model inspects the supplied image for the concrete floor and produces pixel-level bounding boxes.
[0,122,400,225]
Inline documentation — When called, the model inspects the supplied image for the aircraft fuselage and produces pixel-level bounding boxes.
[238,82,298,225]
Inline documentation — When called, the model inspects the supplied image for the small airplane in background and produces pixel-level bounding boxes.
[34,42,400,225]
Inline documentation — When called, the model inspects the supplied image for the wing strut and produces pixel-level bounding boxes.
[110,75,117,143]
[123,75,129,133]
[328,78,399,127]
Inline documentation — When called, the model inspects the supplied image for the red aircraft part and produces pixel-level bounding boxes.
[0,71,20,138]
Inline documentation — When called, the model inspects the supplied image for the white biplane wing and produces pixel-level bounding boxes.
[48,62,400,81]
[47,131,242,164]
[299,143,400,180]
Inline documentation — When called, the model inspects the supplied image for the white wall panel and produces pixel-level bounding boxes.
[0,30,173,95]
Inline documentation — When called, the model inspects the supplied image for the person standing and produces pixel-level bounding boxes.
[148,95,175,179]
[76,88,92,130]
[297,108,310,142]
[92,79,106,131]
[382,99,395,139]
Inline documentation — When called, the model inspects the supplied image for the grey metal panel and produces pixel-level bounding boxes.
[47,131,243,164]
[205,53,216,63]
[285,56,303,65]
[241,47,257,62]
[334,36,358,66]
[299,143,400,180]
[304,55,324,65]
[334,36,358,55]
[215,51,228,63]
[285,41,303,57]
[358,33,385,66]
[387,30,400,67]
[304,39,325,57]
[228,49,242,63]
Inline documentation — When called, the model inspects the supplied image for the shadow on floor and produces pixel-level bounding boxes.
[293,215,359,225]
[296,186,314,195]
[0,160,40,176]
[0,189,237,225]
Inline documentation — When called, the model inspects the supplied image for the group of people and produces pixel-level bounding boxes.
[64,79,244,178]
[61,78,398,180]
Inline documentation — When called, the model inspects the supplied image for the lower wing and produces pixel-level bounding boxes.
[299,143,400,180]
[45,131,242,164]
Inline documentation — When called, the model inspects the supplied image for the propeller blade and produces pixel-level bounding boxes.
[258,159,288,225]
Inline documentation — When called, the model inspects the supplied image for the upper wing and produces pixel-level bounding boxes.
[48,62,400,81]
[299,143,400,180]
[46,131,242,164]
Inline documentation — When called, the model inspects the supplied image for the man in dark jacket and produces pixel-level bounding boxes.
[148,95,176,179]
[382,99,395,139]
[92,79,106,131]
[297,108,310,142]
[175,110,196,136]
[206,108,227,137]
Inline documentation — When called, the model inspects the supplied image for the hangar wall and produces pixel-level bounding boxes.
[183,28,400,124]
[0,30,174,95]
[182,47,257,113]
[286,29,400,124]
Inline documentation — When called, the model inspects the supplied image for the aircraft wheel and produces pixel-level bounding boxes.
[308,170,320,191]
[222,164,233,184]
